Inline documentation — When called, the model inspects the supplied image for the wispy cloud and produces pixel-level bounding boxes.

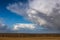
[7,2,28,17]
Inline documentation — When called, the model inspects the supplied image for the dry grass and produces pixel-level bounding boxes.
[0,37,60,40]
[0,33,60,40]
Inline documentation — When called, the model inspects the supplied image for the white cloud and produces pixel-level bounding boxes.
[6,0,60,30]
[13,23,36,30]
[0,18,7,29]
[0,23,5,27]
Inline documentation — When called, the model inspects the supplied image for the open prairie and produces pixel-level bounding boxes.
[0,37,60,40]
[0,33,60,40]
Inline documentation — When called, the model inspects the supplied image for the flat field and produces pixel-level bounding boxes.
[0,33,60,40]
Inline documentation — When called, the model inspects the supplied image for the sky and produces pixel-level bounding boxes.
[0,0,60,33]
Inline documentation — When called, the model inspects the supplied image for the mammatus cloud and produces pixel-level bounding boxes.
[13,23,36,30]
[6,0,60,30]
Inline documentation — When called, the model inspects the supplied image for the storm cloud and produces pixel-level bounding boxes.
[6,0,60,31]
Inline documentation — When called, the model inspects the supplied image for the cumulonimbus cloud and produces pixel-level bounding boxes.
[6,0,60,30]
